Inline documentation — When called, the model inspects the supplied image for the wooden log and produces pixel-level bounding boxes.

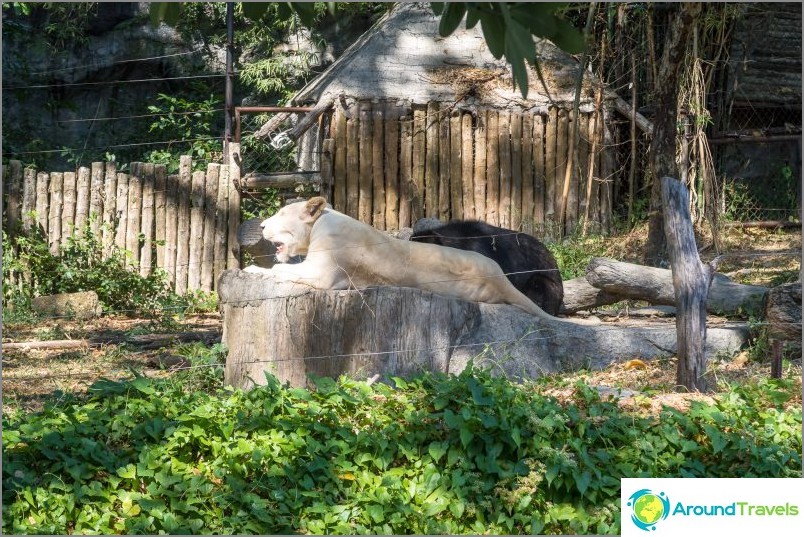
[577,112,590,230]
[345,114,360,218]
[460,112,474,221]
[498,110,512,229]
[213,166,229,288]
[3,340,91,351]
[438,107,451,221]
[35,172,49,235]
[398,115,413,228]
[555,109,569,235]
[411,107,426,222]
[521,113,534,234]
[114,173,129,250]
[320,138,334,200]
[510,112,523,230]
[201,163,220,292]
[61,171,77,245]
[74,166,90,231]
[332,106,347,213]
[544,108,558,230]
[21,167,37,232]
[486,110,500,225]
[175,156,192,295]
[384,110,400,229]
[473,109,487,222]
[599,117,615,233]
[6,160,22,232]
[532,114,545,232]
[566,110,580,234]
[560,276,622,314]
[102,162,118,254]
[153,164,167,269]
[126,163,143,265]
[662,176,713,392]
[89,162,104,235]
[424,102,440,218]
[139,163,156,277]
[187,170,206,290]
[582,257,767,316]
[449,112,463,220]
[226,146,242,271]
[372,105,385,229]
[763,282,802,344]
[47,172,63,254]
[358,103,373,225]
[164,173,179,287]
[240,172,320,190]
[219,272,748,389]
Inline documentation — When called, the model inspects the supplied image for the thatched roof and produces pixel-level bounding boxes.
[291,2,592,110]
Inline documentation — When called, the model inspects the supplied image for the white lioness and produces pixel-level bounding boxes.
[245,196,580,323]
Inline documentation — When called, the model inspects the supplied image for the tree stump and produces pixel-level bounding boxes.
[764,282,802,374]
[218,270,748,389]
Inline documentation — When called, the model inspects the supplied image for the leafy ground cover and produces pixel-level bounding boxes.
[2,366,801,535]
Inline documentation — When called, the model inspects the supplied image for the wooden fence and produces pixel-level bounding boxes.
[3,156,241,294]
[323,102,616,236]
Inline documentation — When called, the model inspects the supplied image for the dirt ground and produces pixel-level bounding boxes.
[2,226,801,416]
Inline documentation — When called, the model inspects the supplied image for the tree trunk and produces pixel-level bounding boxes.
[763,282,802,345]
[218,271,747,389]
[644,3,702,267]
[662,176,713,392]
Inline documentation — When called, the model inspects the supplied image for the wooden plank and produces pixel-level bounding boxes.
[114,173,129,250]
[520,113,534,234]
[21,167,37,232]
[372,105,385,229]
[213,166,229,290]
[345,114,360,218]
[332,107,348,212]
[461,112,474,221]
[449,112,463,220]
[139,163,155,277]
[60,172,77,245]
[6,160,22,232]
[102,162,117,254]
[498,110,512,228]
[411,107,426,222]
[424,102,439,219]
[533,114,546,234]
[438,108,451,220]
[358,102,373,225]
[544,108,558,230]
[187,170,206,291]
[566,110,580,234]
[175,156,192,294]
[126,163,143,265]
[153,164,167,269]
[510,112,523,230]
[74,166,90,231]
[201,163,220,292]
[485,110,500,225]
[384,109,399,229]
[48,172,63,254]
[398,115,413,228]
[473,109,487,222]
[89,162,104,235]
[35,172,49,235]
[164,173,180,288]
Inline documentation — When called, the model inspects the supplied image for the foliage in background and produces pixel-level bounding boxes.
[546,233,609,280]
[3,367,800,534]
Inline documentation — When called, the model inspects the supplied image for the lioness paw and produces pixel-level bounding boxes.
[243,265,272,274]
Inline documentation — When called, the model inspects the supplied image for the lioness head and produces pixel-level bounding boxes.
[260,196,328,262]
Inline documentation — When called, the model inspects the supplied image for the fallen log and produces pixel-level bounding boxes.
[577,257,767,316]
[2,339,90,351]
[218,270,748,389]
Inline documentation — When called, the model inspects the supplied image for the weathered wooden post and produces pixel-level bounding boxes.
[661,176,713,392]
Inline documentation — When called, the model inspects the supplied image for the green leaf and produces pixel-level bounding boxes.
[117,464,137,479]
[479,11,506,58]
[241,2,273,21]
[574,470,592,496]
[431,2,445,16]
[428,441,449,463]
[149,2,182,27]
[459,426,473,447]
[438,2,467,37]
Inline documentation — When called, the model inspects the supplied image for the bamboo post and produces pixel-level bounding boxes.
[485,110,500,225]
[139,163,155,277]
[126,163,143,266]
[473,109,487,222]
[187,169,206,291]
[498,110,512,229]
[89,162,104,235]
[371,104,385,229]
[154,164,167,269]
[449,111,463,220]
[384,107,399,229]
[333,106,347,213]
[102,162,117,254]
[358,102,373,225]
[461,112,474,221]
[437,107,451,221]
[510,112,523,230]
[411,107,426,222]
[398,114,413,228]
[21,167,36,232]
[175,156,192,295]
[60,171,77,246]
[533,114,545,232]
[74,166,90,231]
[114,173,129,250]
[164,173,180,287]
[545,108,558,230]
[521,113,534,234]
[48,172,63,254]
[6,160,22,233]
[424,102,439,219]
[226,145,242,271]
[345,113,359,218]
[213,166,229,289]
[201,163,220,292]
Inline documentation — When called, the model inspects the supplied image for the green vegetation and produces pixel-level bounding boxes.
[2,367,800,534]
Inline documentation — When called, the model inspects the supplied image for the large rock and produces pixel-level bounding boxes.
[30,291,102,319]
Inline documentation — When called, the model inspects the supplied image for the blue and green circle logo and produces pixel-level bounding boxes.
[627,489,670,531]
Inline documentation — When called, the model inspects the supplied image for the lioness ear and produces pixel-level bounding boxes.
[302,196,327,222]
